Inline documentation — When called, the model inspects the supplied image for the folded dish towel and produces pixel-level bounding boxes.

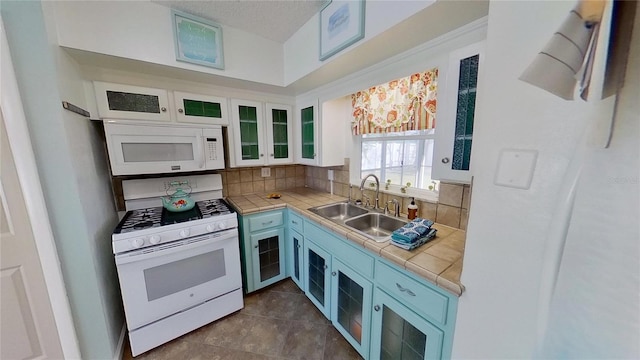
[391,228,437,251]
[391,218,434,244]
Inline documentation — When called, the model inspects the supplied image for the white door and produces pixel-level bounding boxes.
[0,112,64,359]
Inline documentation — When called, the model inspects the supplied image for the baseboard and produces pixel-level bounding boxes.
[114,322,127,360]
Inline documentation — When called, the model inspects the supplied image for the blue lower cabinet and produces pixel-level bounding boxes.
[370,288,444,360]
[303,240,332,318]
[239,209,286,293]
[331,258,373,359]
[286,228,305,290]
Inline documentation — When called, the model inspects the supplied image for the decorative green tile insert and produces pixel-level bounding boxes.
[271,109,289,159]
[301,106,314,159]
[183,99,222,118]
[239,105,259,160]
[452,54,479,171]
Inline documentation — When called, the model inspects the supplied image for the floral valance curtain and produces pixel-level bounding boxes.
[351,68,438,135]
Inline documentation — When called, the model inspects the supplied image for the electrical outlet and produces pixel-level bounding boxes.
[327,169,334,181]
[261,167,271,177]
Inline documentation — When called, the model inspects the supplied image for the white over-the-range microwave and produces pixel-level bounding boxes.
[103,120,225,176]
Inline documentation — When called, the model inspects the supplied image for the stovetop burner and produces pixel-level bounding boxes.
[114,199,234,234]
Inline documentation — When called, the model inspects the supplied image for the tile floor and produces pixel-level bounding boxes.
[122,279,363,359]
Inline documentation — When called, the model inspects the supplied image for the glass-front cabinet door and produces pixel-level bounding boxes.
[287,228,304,290]
[94,82,171,121]
[230,99,265,167]
[330,259,373,358]
[432,41,484,183]
[370,288,444,360]
[174,91,228,125]
[296,99,318,165]
[265,103,293,165]
[304,240,331,318]
[250,228,286,290]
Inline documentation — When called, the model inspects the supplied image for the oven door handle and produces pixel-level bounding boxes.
[115,230,237,265]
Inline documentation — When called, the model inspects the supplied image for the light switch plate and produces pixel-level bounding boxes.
[261,167,271,177]
[494,149,538,189]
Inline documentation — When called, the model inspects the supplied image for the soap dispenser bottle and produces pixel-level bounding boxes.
[408,197,418,220]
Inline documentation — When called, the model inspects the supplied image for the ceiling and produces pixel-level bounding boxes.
[151,0,328,43]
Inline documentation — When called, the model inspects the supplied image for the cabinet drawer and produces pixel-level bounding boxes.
[248,211,283,232]
[288,211,304,233]
[376,261,449,326]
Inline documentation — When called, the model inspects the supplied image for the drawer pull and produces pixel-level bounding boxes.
[396,283,416,297]
[292,220,299,225]
[262,220,273,226]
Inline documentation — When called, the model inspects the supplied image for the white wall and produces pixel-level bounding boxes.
[52,0,284,87]
[1,1,123,359]
[453,1,639,358]
[283,0,433,85]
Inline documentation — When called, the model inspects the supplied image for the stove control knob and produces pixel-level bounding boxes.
[131,238,144,248]
[217,222,227,230]
[179,229,190,238]
[149,235,161,245]
[206,224,215,233]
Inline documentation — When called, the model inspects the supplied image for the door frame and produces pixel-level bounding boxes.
[1,20,81,359]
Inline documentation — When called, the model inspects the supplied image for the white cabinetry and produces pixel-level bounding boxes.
[173,91,228,125]
[229,99,293,167]
[94,82,171,122]
[294,97,346,167]
[432,41,485,183]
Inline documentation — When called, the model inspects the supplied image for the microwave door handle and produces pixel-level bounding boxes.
[197,133,205,168]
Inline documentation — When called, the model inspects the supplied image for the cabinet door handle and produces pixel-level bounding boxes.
[331,271,337,276]
[441,157,450,164]
[262,220,273,226]
[270,154,274,157]
[296,244,301,249]
[254,244,259,249]
[161,107,167,112]
[178,108,184,113]
[260,153,264,157]
[291,220,298,225]
[374,305,381,312]
[323,264,328,270]
[396,283,416,297]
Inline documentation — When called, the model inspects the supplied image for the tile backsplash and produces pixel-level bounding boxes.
[304,159,471,230]
[219,165,306,197]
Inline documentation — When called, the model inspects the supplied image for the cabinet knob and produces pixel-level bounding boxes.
[260,154,264,157]
[441,157,450,164]
[270,153,274,157]
[374,305,381,312]
[254,244,259,249]
[313,153,317,158]
[323,264,328,270]
[161,107,167,112]
[178,108,184,113]
[331,271,337,276]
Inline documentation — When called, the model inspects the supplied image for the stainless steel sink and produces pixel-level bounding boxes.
[344,213,408,242]
[309,202,368,221]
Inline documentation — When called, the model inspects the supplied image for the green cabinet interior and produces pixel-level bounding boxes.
[238,105,260,160]
[300,106,314,159]
[270,108,289,159]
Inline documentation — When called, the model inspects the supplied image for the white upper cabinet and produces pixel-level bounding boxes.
[94,82,171,121]
[294,97,346,167]
[265,103,293,165]
[173,91,229,125]
[432,41,485,183]
[229,99,294,167]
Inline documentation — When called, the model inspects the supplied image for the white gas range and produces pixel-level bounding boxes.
[111,174,242,357]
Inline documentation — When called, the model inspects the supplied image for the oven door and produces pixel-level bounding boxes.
[115,229,241,330]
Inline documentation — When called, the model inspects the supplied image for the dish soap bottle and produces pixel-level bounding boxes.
[408,197,418,220]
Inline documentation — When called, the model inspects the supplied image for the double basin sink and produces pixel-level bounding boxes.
[308,202,407,242]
